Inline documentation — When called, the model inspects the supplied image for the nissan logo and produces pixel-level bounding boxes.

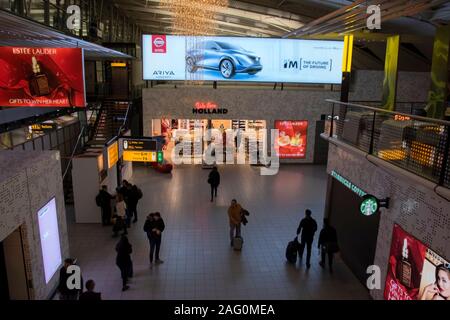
[153,37,165,47]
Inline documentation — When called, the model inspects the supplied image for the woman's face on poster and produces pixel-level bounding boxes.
[437,270,450,295]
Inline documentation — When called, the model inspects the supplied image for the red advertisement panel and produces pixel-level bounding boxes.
[274,120,308,159]
[152,35,166,53]
[0,47,85,107]
[384,224,450,300]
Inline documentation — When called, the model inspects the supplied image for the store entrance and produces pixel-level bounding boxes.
[151,119,266,164]
[0,227,30,300]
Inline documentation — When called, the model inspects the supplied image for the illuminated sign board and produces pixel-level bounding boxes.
[394,114,411,121]
[37,197,62,284]
[0,47,85,107]
[360,194,379,216]
[330,170,367,197]
[123,138,157,151]
[193,101,228,114]
[143,35,344,84]
[275,120,308,159]
[107,141,119,169]
[385,224,450,300]
[30,123,57,134]
[123,150,157,162]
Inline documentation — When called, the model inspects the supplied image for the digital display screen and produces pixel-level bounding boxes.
[37,197,62,284]
[384,224,450,300]
[0,47,85,107]
[143,35,344,84]
[274,120,308,159]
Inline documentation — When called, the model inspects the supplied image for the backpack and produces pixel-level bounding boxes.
[95,194,102,207]
[135,187,143,200]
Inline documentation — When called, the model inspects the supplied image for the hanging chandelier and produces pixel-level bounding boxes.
[160,0,229,84]
[160,0,228,36]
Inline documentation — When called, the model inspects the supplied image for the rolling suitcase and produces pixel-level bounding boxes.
[285,237,299,263]
[233,236,243,251]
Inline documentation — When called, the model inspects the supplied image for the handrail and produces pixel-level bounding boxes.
[325,99,450,189]
[326,99,450,126]
[117,101,132,137]
[62,125,87,180]
[89,103,104,141]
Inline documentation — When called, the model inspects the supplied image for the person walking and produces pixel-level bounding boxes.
[144,212,165,267]
[318,218,339,273]
[130,184,143,223]
[228,199,242,246]
[208,166,220,202]
[95,185,115,226]
[58,258,82,300]
[121,181,133,227]
[115,235,133,292]
[79,280,101,300]
[296,209,317,269]
[113,191,127,237]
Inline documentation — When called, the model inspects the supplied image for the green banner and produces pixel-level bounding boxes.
[382,35,400,111]
[426,26,450,119]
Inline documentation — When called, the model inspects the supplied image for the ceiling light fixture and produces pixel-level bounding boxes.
[160,0,229,84]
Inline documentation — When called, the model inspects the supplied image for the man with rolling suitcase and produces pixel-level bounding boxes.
[296,209,317,269]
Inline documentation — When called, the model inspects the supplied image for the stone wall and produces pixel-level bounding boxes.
[326,143,450,300]
[0,151,69,300]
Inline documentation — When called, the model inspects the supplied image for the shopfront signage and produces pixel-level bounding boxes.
[360,194,379,216]
[394,114,411,121]
[143,35,344,84]
[107,141,119,169]
[330,170,367,197]
[193,101,228,114]
[123,150,157,162]
[0,47,86,107]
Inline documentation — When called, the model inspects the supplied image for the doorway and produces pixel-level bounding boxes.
[0,227,30,300]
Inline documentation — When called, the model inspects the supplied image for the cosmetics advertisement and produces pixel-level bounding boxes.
[0,47,86,107]
[143,35,344,84]
[384,224,450,300]
[274,120,308,159]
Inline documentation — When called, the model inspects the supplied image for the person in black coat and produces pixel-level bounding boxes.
[143,212,165,267]
[115,235,133,291]
[208,166,220,202]
[96,185,115,226]
[79,279,101,300]
[58,258,83,300]
[296,209,318,269]
[318,218,338,273]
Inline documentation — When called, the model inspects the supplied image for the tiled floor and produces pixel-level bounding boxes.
[67,164,371,300]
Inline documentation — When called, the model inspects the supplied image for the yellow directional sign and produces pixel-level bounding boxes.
[107,141,119,169]
[123,150,156,162]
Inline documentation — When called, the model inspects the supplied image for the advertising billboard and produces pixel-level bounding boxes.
[274,120,308,159]
[384,224,450,300]
[143,35,344,84]
[37,197,62,284]
[0,47,85,107]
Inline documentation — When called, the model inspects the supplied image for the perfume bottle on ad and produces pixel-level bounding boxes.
[29,56,50,96]
[397,238,412,288]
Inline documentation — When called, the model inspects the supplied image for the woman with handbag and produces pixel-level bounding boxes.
[318,218,339,273]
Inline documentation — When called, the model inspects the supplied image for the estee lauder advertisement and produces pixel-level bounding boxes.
[0,47,85,107]
[384,224,450,300]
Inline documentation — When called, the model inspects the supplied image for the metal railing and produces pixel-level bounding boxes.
[324,100,450,189]
[348,101,428,115]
